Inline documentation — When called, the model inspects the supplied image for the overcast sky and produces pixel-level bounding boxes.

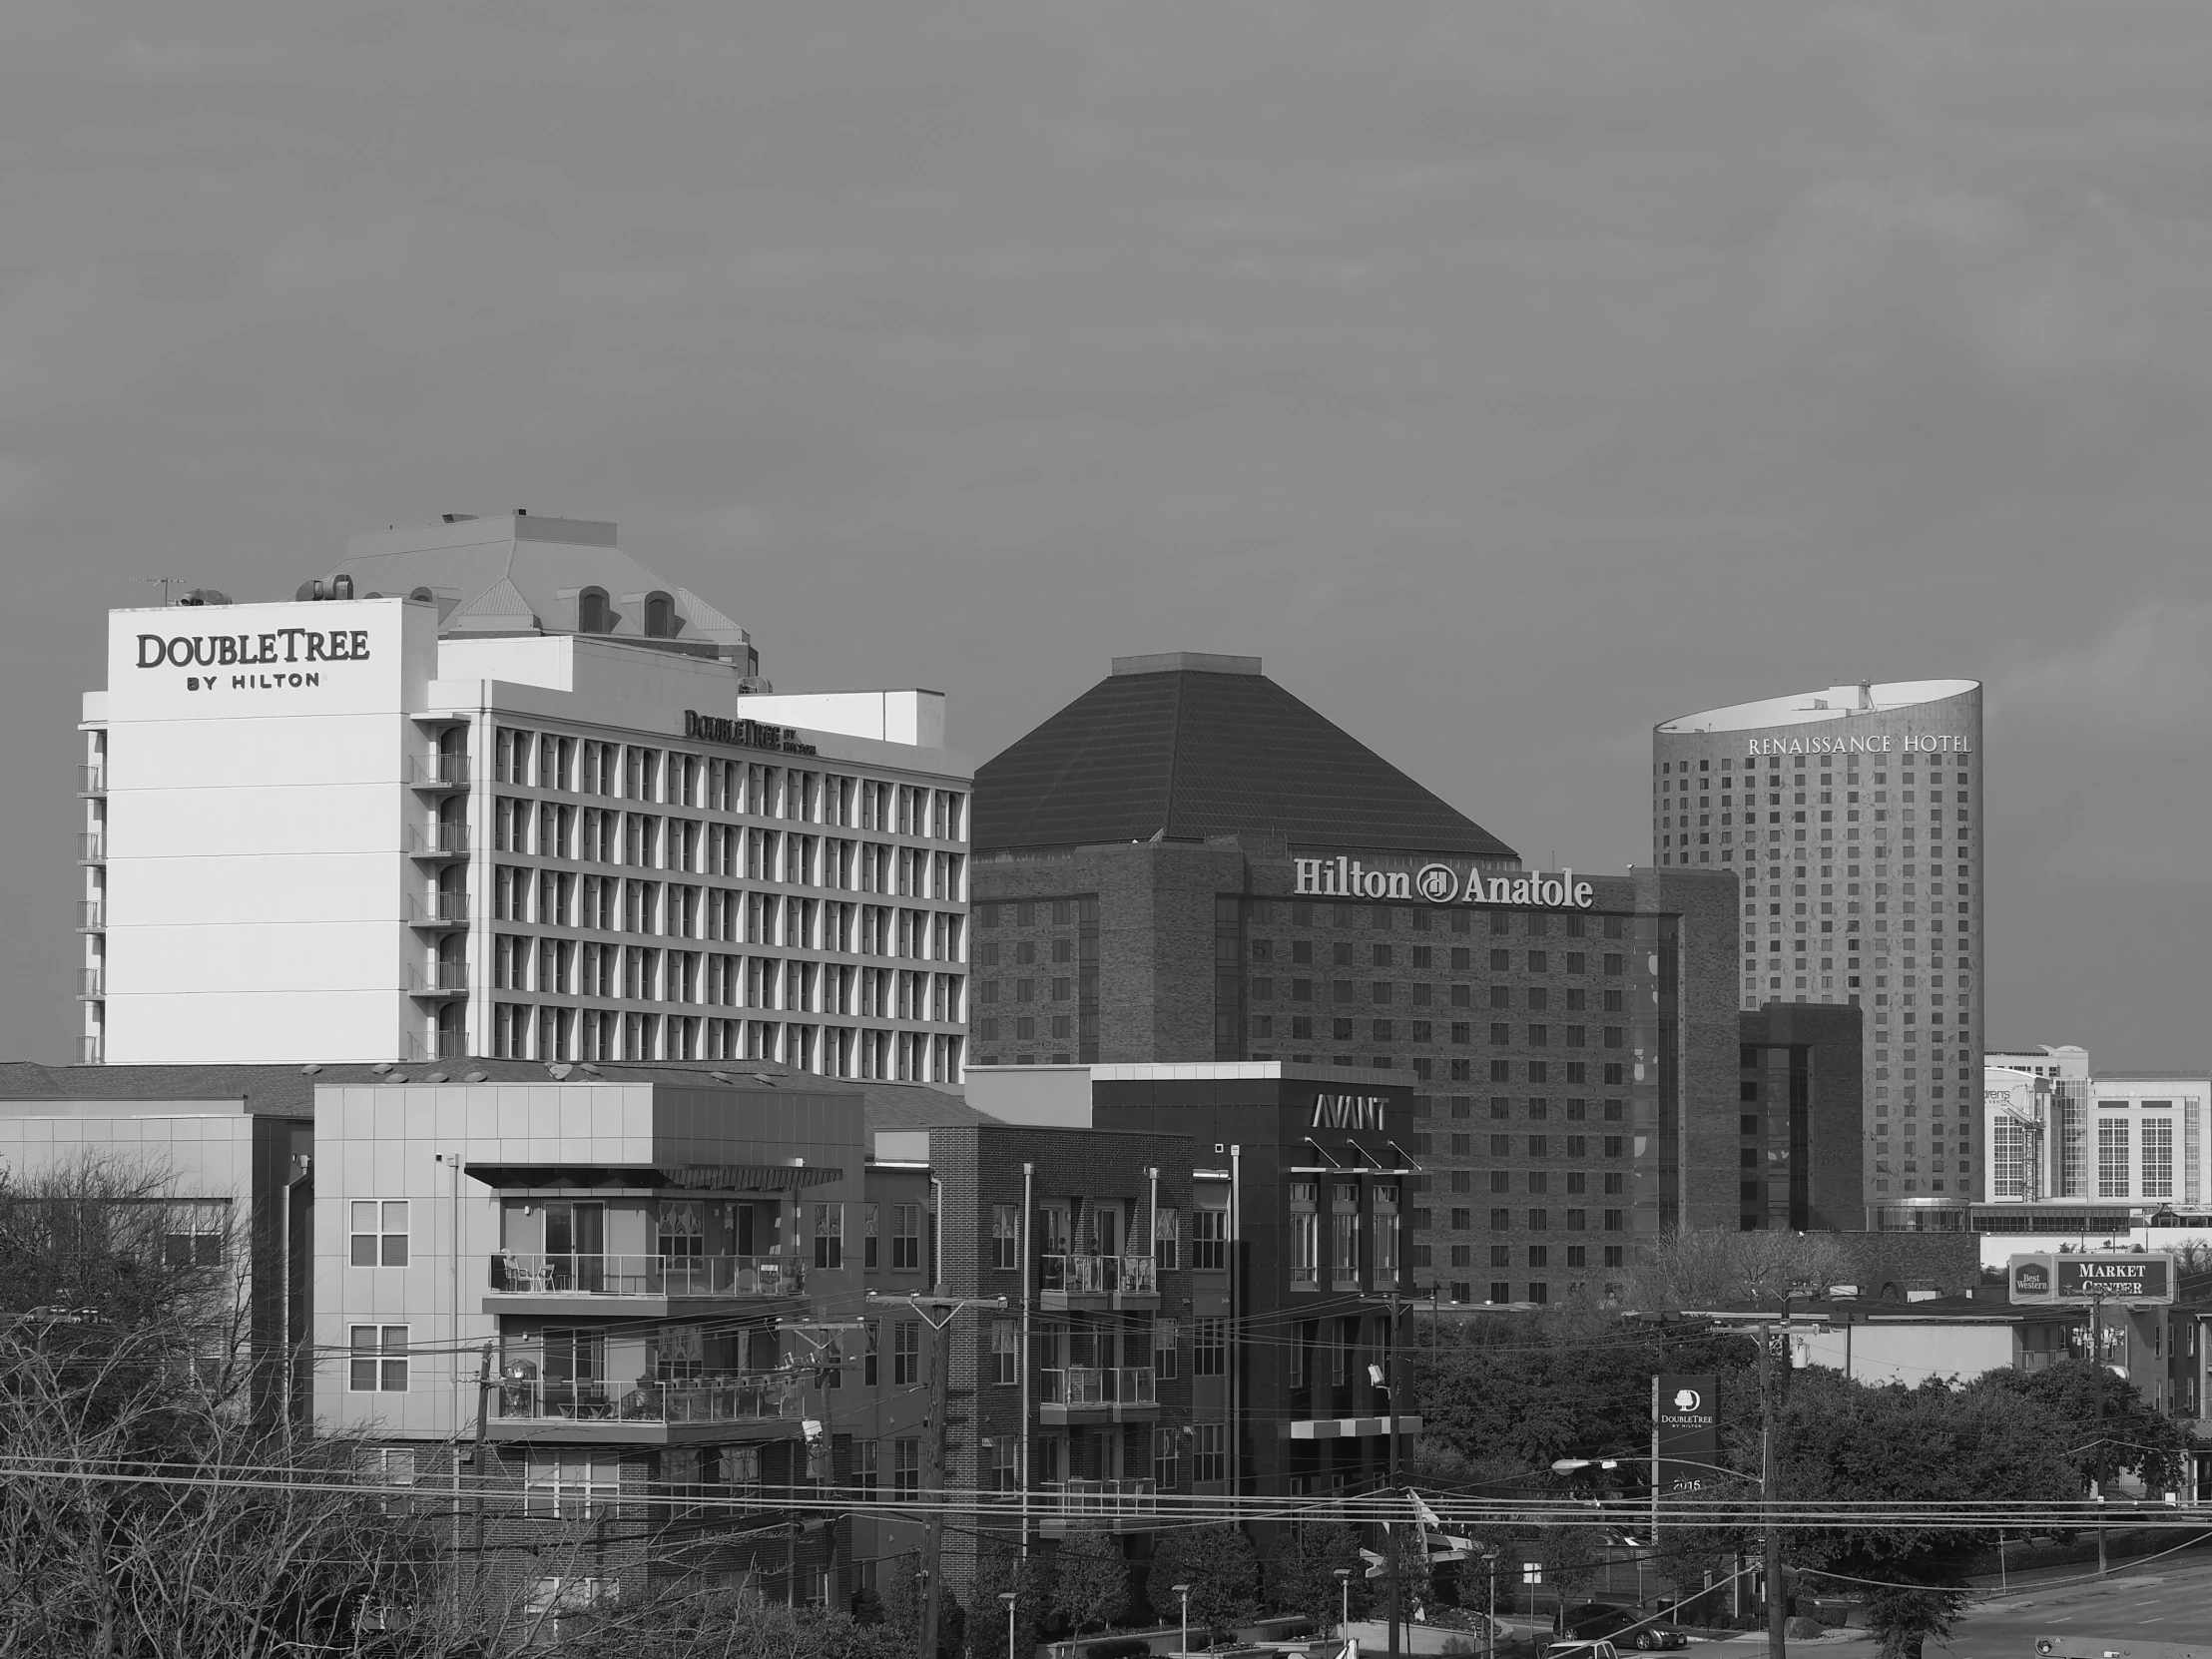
[5,3,2211,1066]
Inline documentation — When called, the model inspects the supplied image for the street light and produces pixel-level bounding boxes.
[1333,1567,1353,1634]
[999,1592,1017,1659]
[1173,1582,1192,1656]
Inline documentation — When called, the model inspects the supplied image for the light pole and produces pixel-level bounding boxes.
[1173,1582,1192,1656]
[1000,1591,1017,1659]
[1334,1567,1353,1636]
[1482,1550,1498,1659]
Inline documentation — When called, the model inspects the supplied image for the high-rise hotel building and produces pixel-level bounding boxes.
[1653,680,1981,1223]
[77,513,971,1078]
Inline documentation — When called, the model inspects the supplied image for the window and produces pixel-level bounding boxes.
[2142,1119,2175,1200]
[892,1204,922,1271]
[576,587,612,634]
[349,1201,409,1268]
[992,1204,1020,1270]
[523,1451,619,1519]
[2098,1119,2130,1199]
[990,1320,1018,1384]
[1193,1317,1228,1377]
[1193,1208,1228,1271]
[358,1445,417,1514]
[720,1445,763,1495]
[853,1439,877,1494]
[1154,1427,1180,1490]
[891,1438,920,1499]
[1154,1208,1180,1271]
[813,1203,843,1269]
[863,1202,879,1269]
[1154,1318,1179,1380]
[862,1323,878,1386]
[1193,1422,1227,1484]
[893,1321,920,1386]
[163,1201,227,1267]
[348,1326,408,1391]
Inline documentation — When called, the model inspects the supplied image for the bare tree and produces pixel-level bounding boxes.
[1622,1228,1856,1313]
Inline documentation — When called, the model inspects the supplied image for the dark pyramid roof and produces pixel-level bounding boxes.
[975,653,1517,860]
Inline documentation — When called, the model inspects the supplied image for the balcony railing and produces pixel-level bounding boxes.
[1039,1254,1160,1296]
[1038,1478,1158,1521]
[407,961,469,997]
[409,753,471,790]
[1038,1367,1157,1407]
[408,822,470,859]
[76,967,103,999]
[79,766,106,797]
[409,1028,469,1062]
[408,890,470,928]
[493,1372,807,1426]
[77,832,105,863]
[76,901,104,932]
[491,1253,805,1299]
[79,1036,103,1065]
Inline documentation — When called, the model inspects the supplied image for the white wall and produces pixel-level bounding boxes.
[101,598,439,1063]
[738,690,946,749]
[1795,1321,2015,1386]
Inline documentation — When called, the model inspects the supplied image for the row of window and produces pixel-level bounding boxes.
[1420,1096,1625,1121]
[1410,1133,1627,1159]
[487,938,960,1021]
[1255,982,1627,1012]
[489,869,964,962]
[1255,1016,1627,1050]
[1423,1203,1627,1227]
[1252,942,1627,974]
[1445,1243,1619,1269]
[491,730,965,841]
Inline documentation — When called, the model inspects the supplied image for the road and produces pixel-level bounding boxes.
[1937,1554,2212,1657]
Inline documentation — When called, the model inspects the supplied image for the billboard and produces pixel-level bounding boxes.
[1655,1374,1719,1495]
[2007,1252,2175,1307]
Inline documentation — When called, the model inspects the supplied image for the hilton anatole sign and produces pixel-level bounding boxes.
[1294,855,1595,910]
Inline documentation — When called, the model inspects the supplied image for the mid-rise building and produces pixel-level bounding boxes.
[972,654,1745,1308]
[1655,680,1982,1227]
[1982,1067,2210,1217]
[78,513,970,1079]
[1736,1001,1865,1232]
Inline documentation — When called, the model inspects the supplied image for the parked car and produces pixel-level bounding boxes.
[1559,1604,1690,1652]
[1544,1642,1621,1659]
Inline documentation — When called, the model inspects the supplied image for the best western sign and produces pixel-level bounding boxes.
[1294,857,1594,909]
[2008,1251,2175,1307]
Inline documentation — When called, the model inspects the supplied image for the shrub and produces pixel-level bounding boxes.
[1787,1616,1824,1639]
[1086,1640,1152,1659]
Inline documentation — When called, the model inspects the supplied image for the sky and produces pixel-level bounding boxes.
[5,2,2212,1066]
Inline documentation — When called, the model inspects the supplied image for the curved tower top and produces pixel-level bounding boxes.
[1657,678,1980,737]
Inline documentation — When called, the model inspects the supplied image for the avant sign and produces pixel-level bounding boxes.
[1294,856,1595,910]
[1309,1093,1387,1131]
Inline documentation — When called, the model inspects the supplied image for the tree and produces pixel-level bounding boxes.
[1777,1371,2078,1659]
[971,1540,1054,1659]
[1265,1521,1367,1630]
[1972,1360,2190,1495]
[1051,1532,1130,1636]
[1623,1229,1856,1315]
[1147,1524,1259,1635]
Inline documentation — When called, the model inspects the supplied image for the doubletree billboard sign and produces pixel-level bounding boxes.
[1654,1374,1719,1496]
[2008,1251,2175,1307]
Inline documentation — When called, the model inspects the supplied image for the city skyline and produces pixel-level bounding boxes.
[7,7,2212,1069]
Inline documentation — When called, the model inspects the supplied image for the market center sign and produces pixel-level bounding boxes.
[2007,1251,2175,1307]
[1294,856,1594,909]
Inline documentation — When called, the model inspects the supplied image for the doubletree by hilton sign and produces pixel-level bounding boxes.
[1295,856,1595,910]
[683,710,818,758]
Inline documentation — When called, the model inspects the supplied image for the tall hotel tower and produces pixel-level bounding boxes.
[77,513,972,1077]
[1653,681,1982,1226]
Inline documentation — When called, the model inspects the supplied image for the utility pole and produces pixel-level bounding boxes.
[1387,1294,1405,1659]
[1758,1322,1786,1659]
[872,1290,1006,1659]
[2089,1290,2108,1576]
[470,1344,494,1597]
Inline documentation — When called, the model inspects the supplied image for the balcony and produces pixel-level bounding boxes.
[79,1036,103,1065]
[79,766,105,797]
[407,961,469,999]
[485,1252,807,1317]
[407,889,470,929]
[77,832,105,864]
[408,822,470,860]
[76,967,103,1000]
[1037,1478,1159,1535]
[488,1371,807,1445]
[408,1029,469,1063]
[409,753,471,790]
[1039,1253,1162,1311]
[76,901,104,933]
[1039,1365,1159,1424]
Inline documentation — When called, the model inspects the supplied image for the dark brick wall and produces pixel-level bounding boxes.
[1741,1000,1866,1232]
[1828,1230,1980,1299]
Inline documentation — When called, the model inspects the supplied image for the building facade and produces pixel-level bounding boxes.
[1654,680,1982,1226]
[1982,1069,2211,1220]
[79,513,970,1079]
[971,655,1744,1309]
[1737,1001,1865,1232]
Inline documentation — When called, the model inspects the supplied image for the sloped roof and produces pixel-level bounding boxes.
[975,654,1517,860]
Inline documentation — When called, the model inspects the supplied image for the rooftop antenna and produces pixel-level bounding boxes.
[140,577,193,607]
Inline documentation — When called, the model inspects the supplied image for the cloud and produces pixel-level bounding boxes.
[1992,599,2212,744]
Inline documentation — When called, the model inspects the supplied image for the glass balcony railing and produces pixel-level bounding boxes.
[79,765,106,797]
[1039,1254,1160,1296]
[1038,1366,1157,1407]
[77,832,105,863]
[77,901,104,932]
[490,1253,804,1299]
[409,753,471,789]
[409,1028,468,1062]
[408,822,470,858]
[1039,1478,1158,1521]
[492,1372,807,1426]
[408,961,468,996]
[77,967,103,999]
[408,890,470,927]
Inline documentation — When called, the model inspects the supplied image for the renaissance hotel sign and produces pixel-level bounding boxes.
[1295,855,1595,910]
[1744,733,1971,756]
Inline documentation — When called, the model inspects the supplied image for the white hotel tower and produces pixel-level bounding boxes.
[78,513,971,1080]
[1654,680,1982,1225]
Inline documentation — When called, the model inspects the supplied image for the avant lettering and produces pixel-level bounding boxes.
[1310,1093,1387,1131]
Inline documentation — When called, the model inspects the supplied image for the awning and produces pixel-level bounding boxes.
[466,1163,843,1192]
